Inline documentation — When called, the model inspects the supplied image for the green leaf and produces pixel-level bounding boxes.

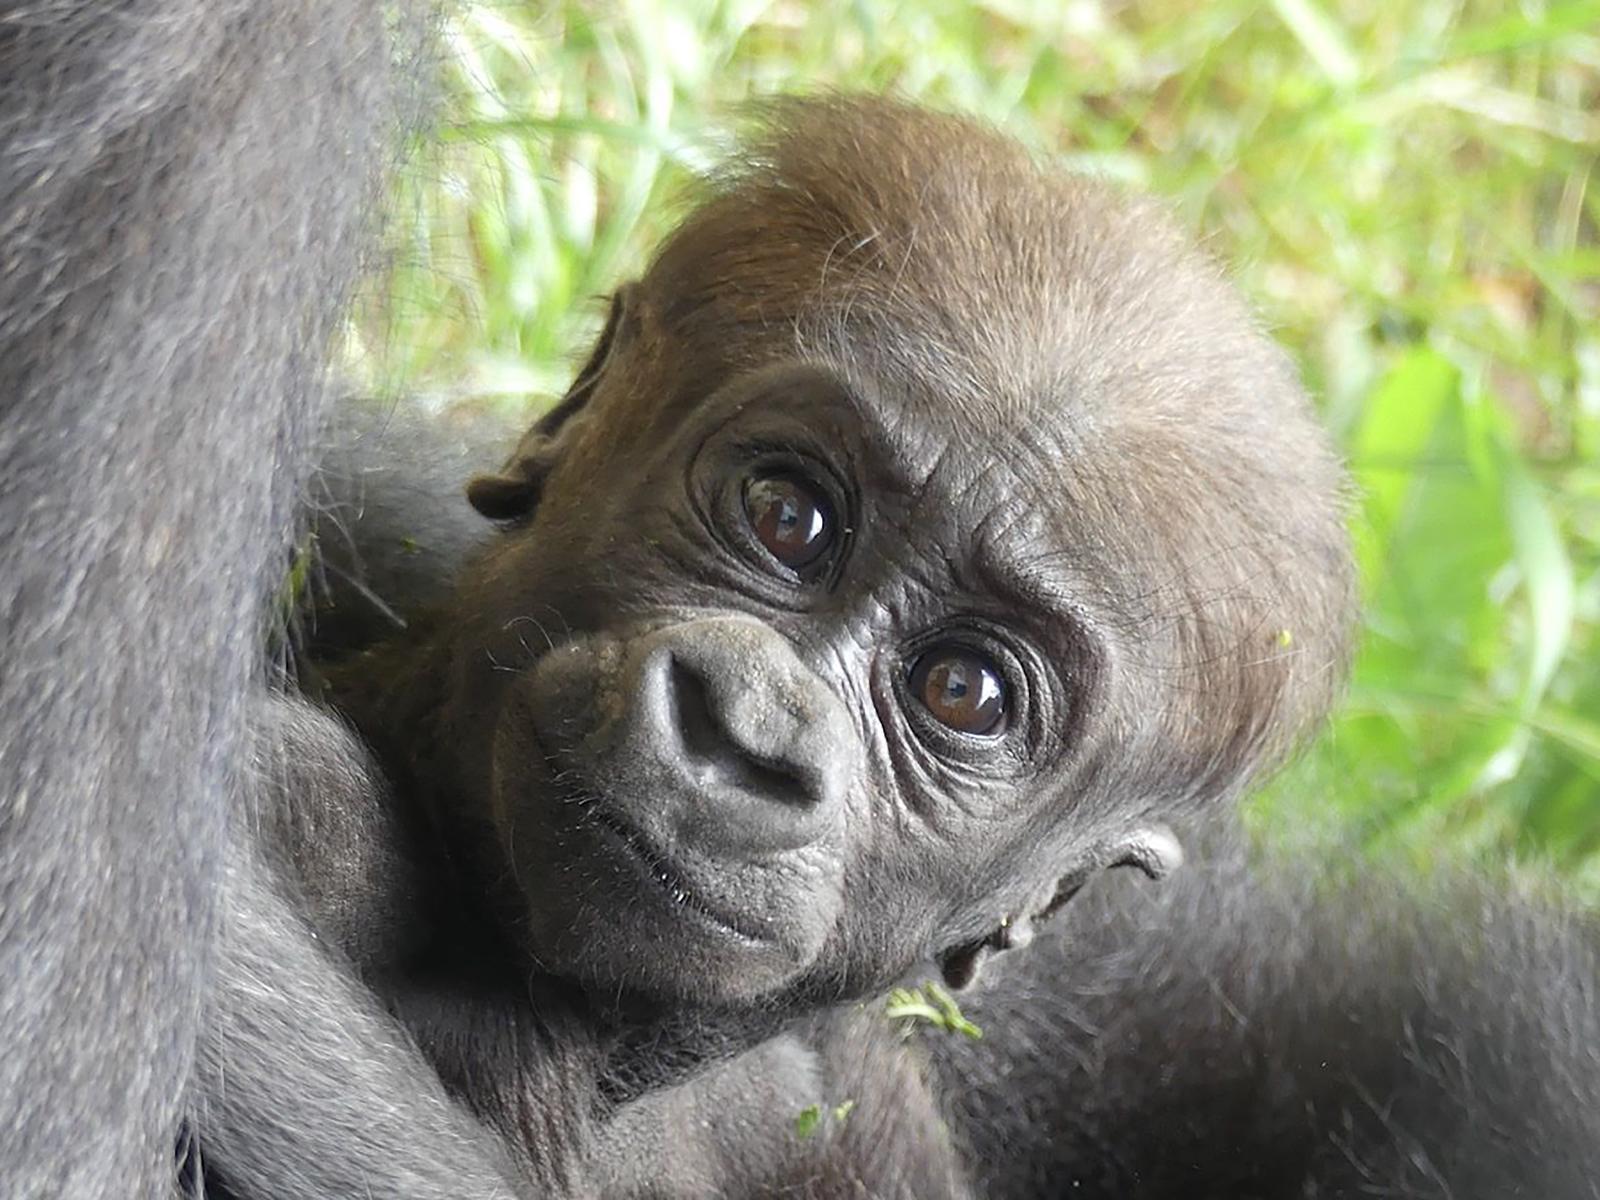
[886,981,983,1039]
[1349,347,1460,585]
[1450,3,1600,58]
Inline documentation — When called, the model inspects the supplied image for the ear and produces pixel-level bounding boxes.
[466,284,640,521]
[937,825,1185,992]
[1034,824,1185,923]
[1107,824,1184,881]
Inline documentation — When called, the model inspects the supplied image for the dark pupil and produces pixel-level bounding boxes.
[912,648,1007,735]
[743,474,832,570]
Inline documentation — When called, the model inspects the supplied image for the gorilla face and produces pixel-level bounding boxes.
[426,99,1356,1010]
[465,362,1117,1005]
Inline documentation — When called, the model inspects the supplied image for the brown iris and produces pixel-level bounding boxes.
[742,473,834,572]
[910,647,1008,735]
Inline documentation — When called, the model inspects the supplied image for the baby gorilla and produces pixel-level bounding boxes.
[194,97,1355,1197]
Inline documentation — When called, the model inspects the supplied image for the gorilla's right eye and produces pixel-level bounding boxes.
[741,472,835,573]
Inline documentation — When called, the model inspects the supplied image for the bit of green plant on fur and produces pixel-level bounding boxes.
[886,981,983,1039]
[793,1098,859,1140]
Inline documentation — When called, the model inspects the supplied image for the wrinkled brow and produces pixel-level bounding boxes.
[812,354,986,501]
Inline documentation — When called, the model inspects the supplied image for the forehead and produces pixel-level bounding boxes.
[630,100,1331,621]
[814,344,1088,536]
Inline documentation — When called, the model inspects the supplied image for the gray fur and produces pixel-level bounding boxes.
[0,3,422,1196]
[194,697,605,1198]
[199,813,529,1199]
[300,398,515,664]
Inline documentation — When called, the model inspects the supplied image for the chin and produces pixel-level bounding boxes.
[500,778,836,1008]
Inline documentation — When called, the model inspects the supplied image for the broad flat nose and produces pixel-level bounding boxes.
[631,617,857,855]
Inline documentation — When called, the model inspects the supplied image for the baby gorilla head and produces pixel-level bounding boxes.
[431,97,1355,1009]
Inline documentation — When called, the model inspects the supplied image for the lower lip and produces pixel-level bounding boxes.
[590,812,765,944]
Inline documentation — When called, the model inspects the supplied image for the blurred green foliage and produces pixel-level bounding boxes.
[352,0,1600,894]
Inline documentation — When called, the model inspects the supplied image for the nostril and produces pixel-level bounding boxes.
[670,657,721,761]
[668,657,817,807]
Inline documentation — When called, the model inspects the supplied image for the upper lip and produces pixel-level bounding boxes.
[588,809,769,944]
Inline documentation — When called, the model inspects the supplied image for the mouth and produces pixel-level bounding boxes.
[589,809,769,945]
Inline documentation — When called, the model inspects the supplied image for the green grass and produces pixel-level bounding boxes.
[353,0,1600,895]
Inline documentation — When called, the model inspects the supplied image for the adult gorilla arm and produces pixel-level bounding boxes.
[0,4,423,1196]
[300,399,514,665]
[197,841,541,1200]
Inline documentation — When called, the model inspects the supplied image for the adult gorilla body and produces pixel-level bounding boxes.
[0,5,1595,1197]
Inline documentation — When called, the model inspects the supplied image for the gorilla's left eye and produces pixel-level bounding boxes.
[742,472,835,573]
[909,646,1009,736]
